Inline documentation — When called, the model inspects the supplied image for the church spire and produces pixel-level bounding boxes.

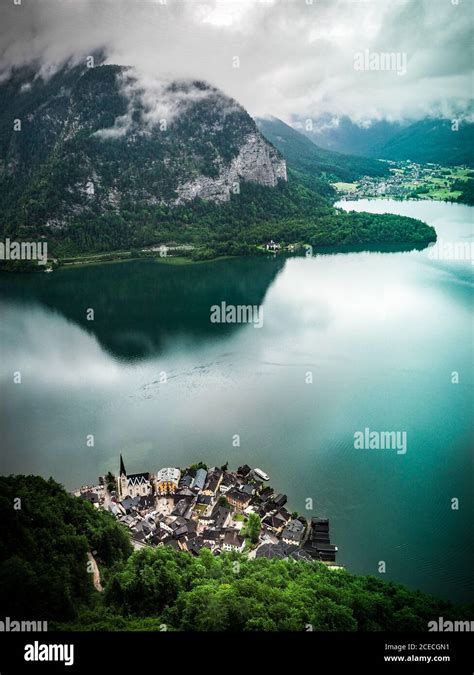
[119,454,126,477]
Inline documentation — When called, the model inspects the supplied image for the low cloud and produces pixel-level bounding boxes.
[93,68,233,139]
[0,0,472,124]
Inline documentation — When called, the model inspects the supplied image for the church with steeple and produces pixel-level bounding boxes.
[118,454,153,499]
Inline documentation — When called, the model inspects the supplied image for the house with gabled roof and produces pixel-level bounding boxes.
[172,498,193,519]
[192,468,207,492]
[202,529,221,548]
[262,514,286,534]
[226,488,251,511]
[281,519,306,546]
[219,472,236,493]
[202,469,223,496]
[222,530,245,553]
[155,467,181,495]
[211,504,231,530]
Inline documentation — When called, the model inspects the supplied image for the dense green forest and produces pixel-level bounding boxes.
[453,176,474,205]
[0,475,132,620]
[0,476,471,632]
[370,119,474,168]
[0,172,436,266]
[0,173,436,264]
[256,116,390,182]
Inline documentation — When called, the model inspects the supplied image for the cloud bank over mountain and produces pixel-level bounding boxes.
[1,0,472,124]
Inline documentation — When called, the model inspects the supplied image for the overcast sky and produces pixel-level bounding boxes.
[1,0,472,123]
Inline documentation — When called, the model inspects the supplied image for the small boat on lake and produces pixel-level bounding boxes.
[254,468,270,481]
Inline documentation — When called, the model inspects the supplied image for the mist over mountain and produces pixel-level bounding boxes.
[0,61,437,258]
[0,64,287,230]
[295,115,474,167]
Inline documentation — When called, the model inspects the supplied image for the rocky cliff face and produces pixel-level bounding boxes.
[0,65,286,231]
[177,131,287,204]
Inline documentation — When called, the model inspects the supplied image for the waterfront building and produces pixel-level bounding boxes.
[118,455,152,499]
[155,467,181,494]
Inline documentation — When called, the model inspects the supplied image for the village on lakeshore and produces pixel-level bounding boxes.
[74,457,339,565]
[332,159,472,201]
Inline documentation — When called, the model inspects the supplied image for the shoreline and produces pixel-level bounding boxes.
[3,195,466,274]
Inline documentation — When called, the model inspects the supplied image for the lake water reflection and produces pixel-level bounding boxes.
[0,199,472,602]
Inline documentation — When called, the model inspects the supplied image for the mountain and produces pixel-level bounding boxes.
[370,118,474,166]
[0,64,286,230]
[297,115,474,167]
[0,63,337,255]
[0,64,435,258]
[256,116,389,185]
[295,115,402,156]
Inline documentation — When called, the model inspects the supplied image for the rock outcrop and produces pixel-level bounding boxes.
[176,132,287,204]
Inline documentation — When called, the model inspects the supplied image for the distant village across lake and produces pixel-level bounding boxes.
[332,159,472,202]
[74,458,339,565]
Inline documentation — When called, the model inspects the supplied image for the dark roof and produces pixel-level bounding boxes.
[223,530,244,547]
[282,520,305,542]
[272,494,287,507]
[174,525,189,538]
[311,535,330,545]
[288,547,314,562]
[120,495,141,511]
[263,515,285,529]
[171,516,187,527]
[187,537,203,556]
[255,543,288,560]
[311,517,329,526]
[227,488,250,504]
[174,488,194,500]
[205,469,223,491]
[153,529,171,544]
[179,473,194,487]
[304,519,334,558]
[202,529,220,541]
[256,542,313,562]
[277,508,291,521]
[172,499,190,517]
[259,487,274,501]
[127,472,150,482]
[120,454,126,477]
[80,491,99,504]
[261,502,275,515]
[211,505,231,530]
[140,520,154,535]
[138,495,154,508]
[284,519,305,533]
[237,464,252,477]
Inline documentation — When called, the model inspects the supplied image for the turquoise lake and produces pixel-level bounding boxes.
[0,198,472,602]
